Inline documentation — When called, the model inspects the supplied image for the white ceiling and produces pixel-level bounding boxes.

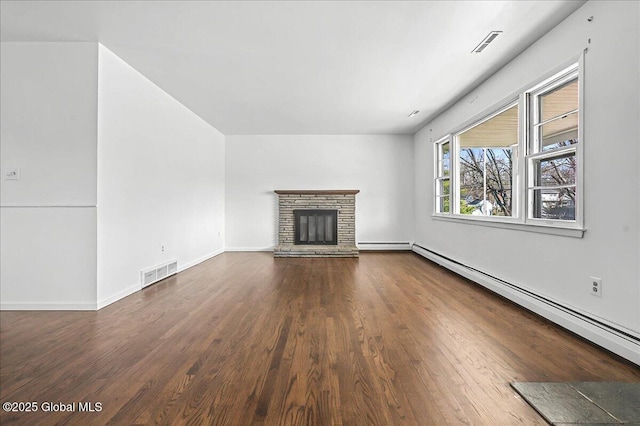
[0,1,586,135]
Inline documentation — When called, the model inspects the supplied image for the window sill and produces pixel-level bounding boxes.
[432,214,585,238]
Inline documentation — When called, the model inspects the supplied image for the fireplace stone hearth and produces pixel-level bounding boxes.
[274,190,359,257]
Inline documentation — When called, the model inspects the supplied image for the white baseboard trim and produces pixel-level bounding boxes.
[224,247,274,252]
[412,244,640,366]
[358,242,413,251]
[97,283,141,310]
[0,302,96,311]
[178,248,226,272]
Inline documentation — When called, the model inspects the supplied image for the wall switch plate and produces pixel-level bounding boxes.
[590,277,602,297]
[3,167,20,180]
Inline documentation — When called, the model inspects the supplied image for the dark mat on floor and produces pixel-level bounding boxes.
[510,382,640,425]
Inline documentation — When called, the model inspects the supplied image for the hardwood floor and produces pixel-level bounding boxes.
[1,252,639,425]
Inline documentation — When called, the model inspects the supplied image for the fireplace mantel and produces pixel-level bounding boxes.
[274,190,359,258]
[274,190,360,195]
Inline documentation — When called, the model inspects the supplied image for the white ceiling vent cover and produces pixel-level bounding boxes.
[472,31,502,53]
[141,259,178,288]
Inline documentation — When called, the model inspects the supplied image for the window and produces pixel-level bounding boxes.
[456,104,518,217]
[433,61,583,234]
[527,72,579,222]
[434,138,451,213]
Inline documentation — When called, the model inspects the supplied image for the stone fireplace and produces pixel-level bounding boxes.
[274,190,359,257]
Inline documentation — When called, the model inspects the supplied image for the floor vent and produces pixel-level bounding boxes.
[141,260,178,288]
[167,261,178,275]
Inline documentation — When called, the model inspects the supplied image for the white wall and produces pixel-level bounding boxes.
[97,45,225,307]
[0,43,98,206]
[225,135,414,250]
[0,42,98,309]
[0,208,97,309]
[414,1,639,349]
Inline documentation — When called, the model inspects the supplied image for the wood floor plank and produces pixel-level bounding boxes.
[1,252,638,425]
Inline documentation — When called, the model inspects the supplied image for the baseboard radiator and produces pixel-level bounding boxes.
[412,243,640,366]
[358,242,412,251]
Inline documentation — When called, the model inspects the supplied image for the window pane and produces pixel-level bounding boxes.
[459,105,518,148]
[437,142,451,177]
[438,160,450,177]
[532,187,576,220]
[457,105,517,217]
[487,189,512,216]
[542,136,578,152]
[442,142,450,174]
[435,140,451,215]
[442,142,450,156]
[540,79,578,122]
[459,148,485,215]
[437,196,450,213]
[485,148,513,216]
[535,153,576,186]
[540,111,578,151]
[437,178,450,196]
[459,147,513,216]
[528,67,580,224]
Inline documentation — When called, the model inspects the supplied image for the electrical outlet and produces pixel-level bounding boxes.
[590,277,602,297]
[161,245,165,253]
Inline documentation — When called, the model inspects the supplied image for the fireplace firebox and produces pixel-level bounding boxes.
[294,210,338,245]
[274,189,359,257]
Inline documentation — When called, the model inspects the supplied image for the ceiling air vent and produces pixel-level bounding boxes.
[472,31,502,53]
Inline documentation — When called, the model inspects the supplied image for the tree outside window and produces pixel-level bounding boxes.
[457,104,517,217]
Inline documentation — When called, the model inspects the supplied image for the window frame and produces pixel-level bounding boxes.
[432,54,585,238]
[525,64,582,228]
[453,100,519,219]
[433,136,451,215]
